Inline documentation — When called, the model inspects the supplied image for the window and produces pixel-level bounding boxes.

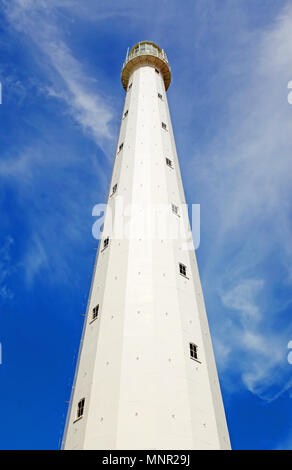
[158,93,163,100]
[189,343,198,360]
[155,68,160,74]
[103,237,109,249]
[128,83,132,90]
[166,157,172,168]
[92,304,99,320]
[172,203,179,215]
[161,122,167,130]
[112,183,117,194]
[123,110,128,118]
[77,398,85,419]
[119,143,124,152]
[179,263,187,277]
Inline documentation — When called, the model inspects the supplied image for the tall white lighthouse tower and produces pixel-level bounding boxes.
[62,41,230,450]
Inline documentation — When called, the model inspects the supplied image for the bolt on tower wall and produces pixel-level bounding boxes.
[62,41,231,450]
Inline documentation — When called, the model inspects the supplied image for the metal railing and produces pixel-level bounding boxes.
[122,42,170,70]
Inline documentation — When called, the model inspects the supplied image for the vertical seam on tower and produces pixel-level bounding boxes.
[114,66,141,449]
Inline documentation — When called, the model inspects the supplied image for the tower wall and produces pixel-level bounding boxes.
[62,55,230,450]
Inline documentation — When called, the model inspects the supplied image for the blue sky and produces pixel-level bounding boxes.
[0,0,292,450]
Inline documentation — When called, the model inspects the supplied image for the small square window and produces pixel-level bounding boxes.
[128,83,132,90]
[77,398,85,419]
[158,93,163,100]
[155,68,160,74]
[179,263,187,277]
[189,343,198,360]
[92,304,99,320]
[124,110,128,118]
[172,203,179,215]
[112,183,117,194]
[103,237,109,249]
[119,143,124,152]
[166,158,172,167]
[161,122,167,130]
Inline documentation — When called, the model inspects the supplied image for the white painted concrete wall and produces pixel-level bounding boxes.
[62,63,231,450]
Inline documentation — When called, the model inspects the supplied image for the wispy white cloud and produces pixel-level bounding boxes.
[44,40,113,146]
[1,1,115,282]
[21,234,49,285]
[0,236,15,300]
[0,142,105,284]
[184,3,292,401]
[2,0,292,403]
[221,279,264,322]
[3,0,114,148]
[214,278,291,401]
[0,147,43,181]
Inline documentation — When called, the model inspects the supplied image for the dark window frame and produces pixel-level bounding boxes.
[172,203,179,216]
[76,398,85,420]
[179,262,187,277]
[189,343,199,361]
[91,304,99,321]
[166,157,173,168]
[103,237,109,249]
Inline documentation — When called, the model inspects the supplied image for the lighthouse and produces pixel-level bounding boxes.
[62,41,230,450]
